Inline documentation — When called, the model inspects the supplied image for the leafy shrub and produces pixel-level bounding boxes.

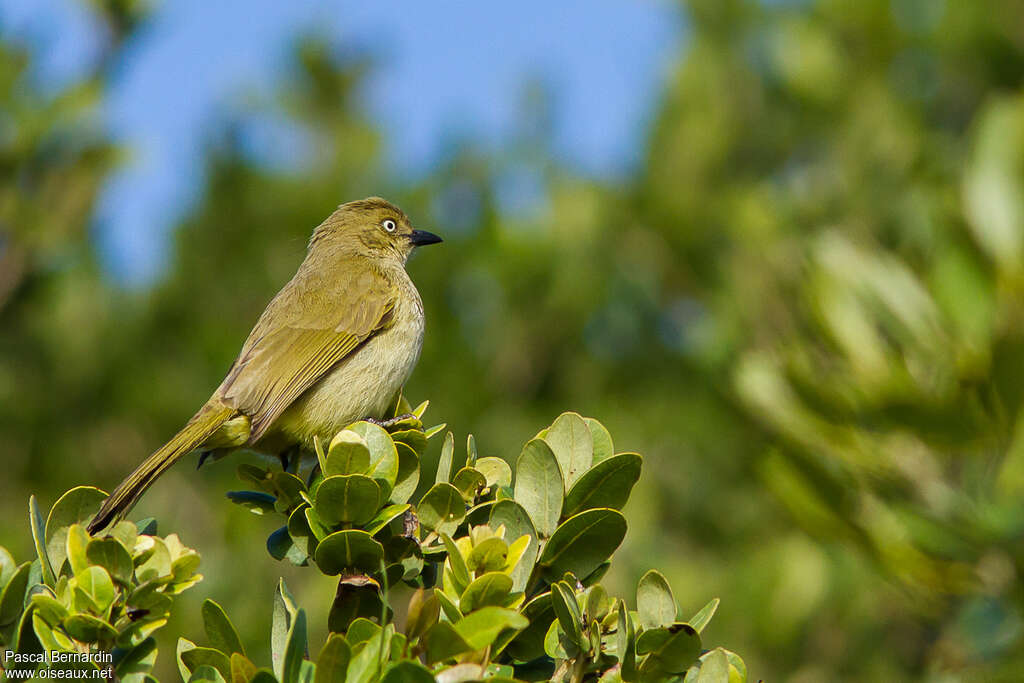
[0,490,202,679]
[0,402,746,682]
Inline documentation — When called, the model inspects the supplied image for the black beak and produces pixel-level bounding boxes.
[409,229,443,246]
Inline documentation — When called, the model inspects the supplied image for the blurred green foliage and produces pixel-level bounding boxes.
[3,0,1024,680]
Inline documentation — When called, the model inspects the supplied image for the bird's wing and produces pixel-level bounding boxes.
[218,264,395,442]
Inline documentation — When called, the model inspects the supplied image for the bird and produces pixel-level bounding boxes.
[87,197,442,533]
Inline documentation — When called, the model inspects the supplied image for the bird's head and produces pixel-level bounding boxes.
[309,197,442,263]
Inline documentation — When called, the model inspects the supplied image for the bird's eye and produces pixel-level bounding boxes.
[382,219,397,233]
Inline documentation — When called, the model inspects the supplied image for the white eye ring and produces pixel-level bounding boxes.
[382,219,397,232]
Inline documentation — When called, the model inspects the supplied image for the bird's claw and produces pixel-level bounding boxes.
[364,413,417,429]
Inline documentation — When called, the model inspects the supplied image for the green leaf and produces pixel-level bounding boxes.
[44,487,108,575]
[270,472,308,511]
[688,598,720,635]
[363,503,411,536]
[514,439,563,537]
[33,610,75,651]
[115,636,159,678]
[108,521,138,550]
[418,483,466,536]
[86,537,134,585]
[346,421,399,488]
[411,400,429,419]
[314,475,382,526]
[390,428,428,456]
[73,565,115,613]
[425,622,473,664]
[287,505,317,559]
[538,508,627,581]
[543,617,573,660]
[281,608,307,683]
[202,599,245,656]
[182,647,233,680]
[585,584,610,623]
[695,648,732,683]
[584,561,611,587]
[229,652,259,683]
[135,518,158,536]
[0,562,30,627]
[435,587,462,623]
[63,613,118,643]
[267,525,306,565]
[964,97,1024,271]
[543,412,593,489]
[325,430,372,476]
[238,464,271,487]
[551,581,584,648]
[584,418,614,464]
[13,603,43,659]
[345,626,388,683]
[249,670,279,683]
[617,599,637,681]
[66,523,90,576]
[29,592,68,625]
[29,496,55,587]
[117,616,169,650]
[327,580,386,634]
[452,606,528,651]
[460,572,514,613]
[440,534,470,593]
[380,661,434,683]
[475,457,513,489]
[135,537,172,583]
[0,546,16,593]
[563,453,642,516]
[406,589,440,641]
[722,649,747,682]
[435,664,489,682]
[637,569,677,629]
[503,535,531,578]
[272,579,298,680]
[314,530,385,575]
[313,435,328,477]
[188,665,228,683]
[314,634,350,683]
[451,467,487,501]
[637,623,701,676]
[436,431,455,484]
[488,500,538,592]
[226,491,277,515]
[300,506,331,543]
[466,537,507,574]
[391,441,420,504]
[178,637,199,682]
[346,618,381,645]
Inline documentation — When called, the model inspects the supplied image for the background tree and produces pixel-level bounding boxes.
[3,0,1024,680]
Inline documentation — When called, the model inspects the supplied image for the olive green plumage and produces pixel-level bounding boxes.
[88,197,442,533]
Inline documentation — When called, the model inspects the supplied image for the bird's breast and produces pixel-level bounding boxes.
[266,277,425,451]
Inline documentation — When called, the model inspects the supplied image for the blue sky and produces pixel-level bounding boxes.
[3,1,683,284]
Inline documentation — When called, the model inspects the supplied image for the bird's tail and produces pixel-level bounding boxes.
[88,402,235,534]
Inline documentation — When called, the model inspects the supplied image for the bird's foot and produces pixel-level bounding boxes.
[363,413,417,429]
[278,445,302,473]
[402,509,419,538]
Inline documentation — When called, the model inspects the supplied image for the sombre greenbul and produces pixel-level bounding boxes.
[88,197,442,533]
